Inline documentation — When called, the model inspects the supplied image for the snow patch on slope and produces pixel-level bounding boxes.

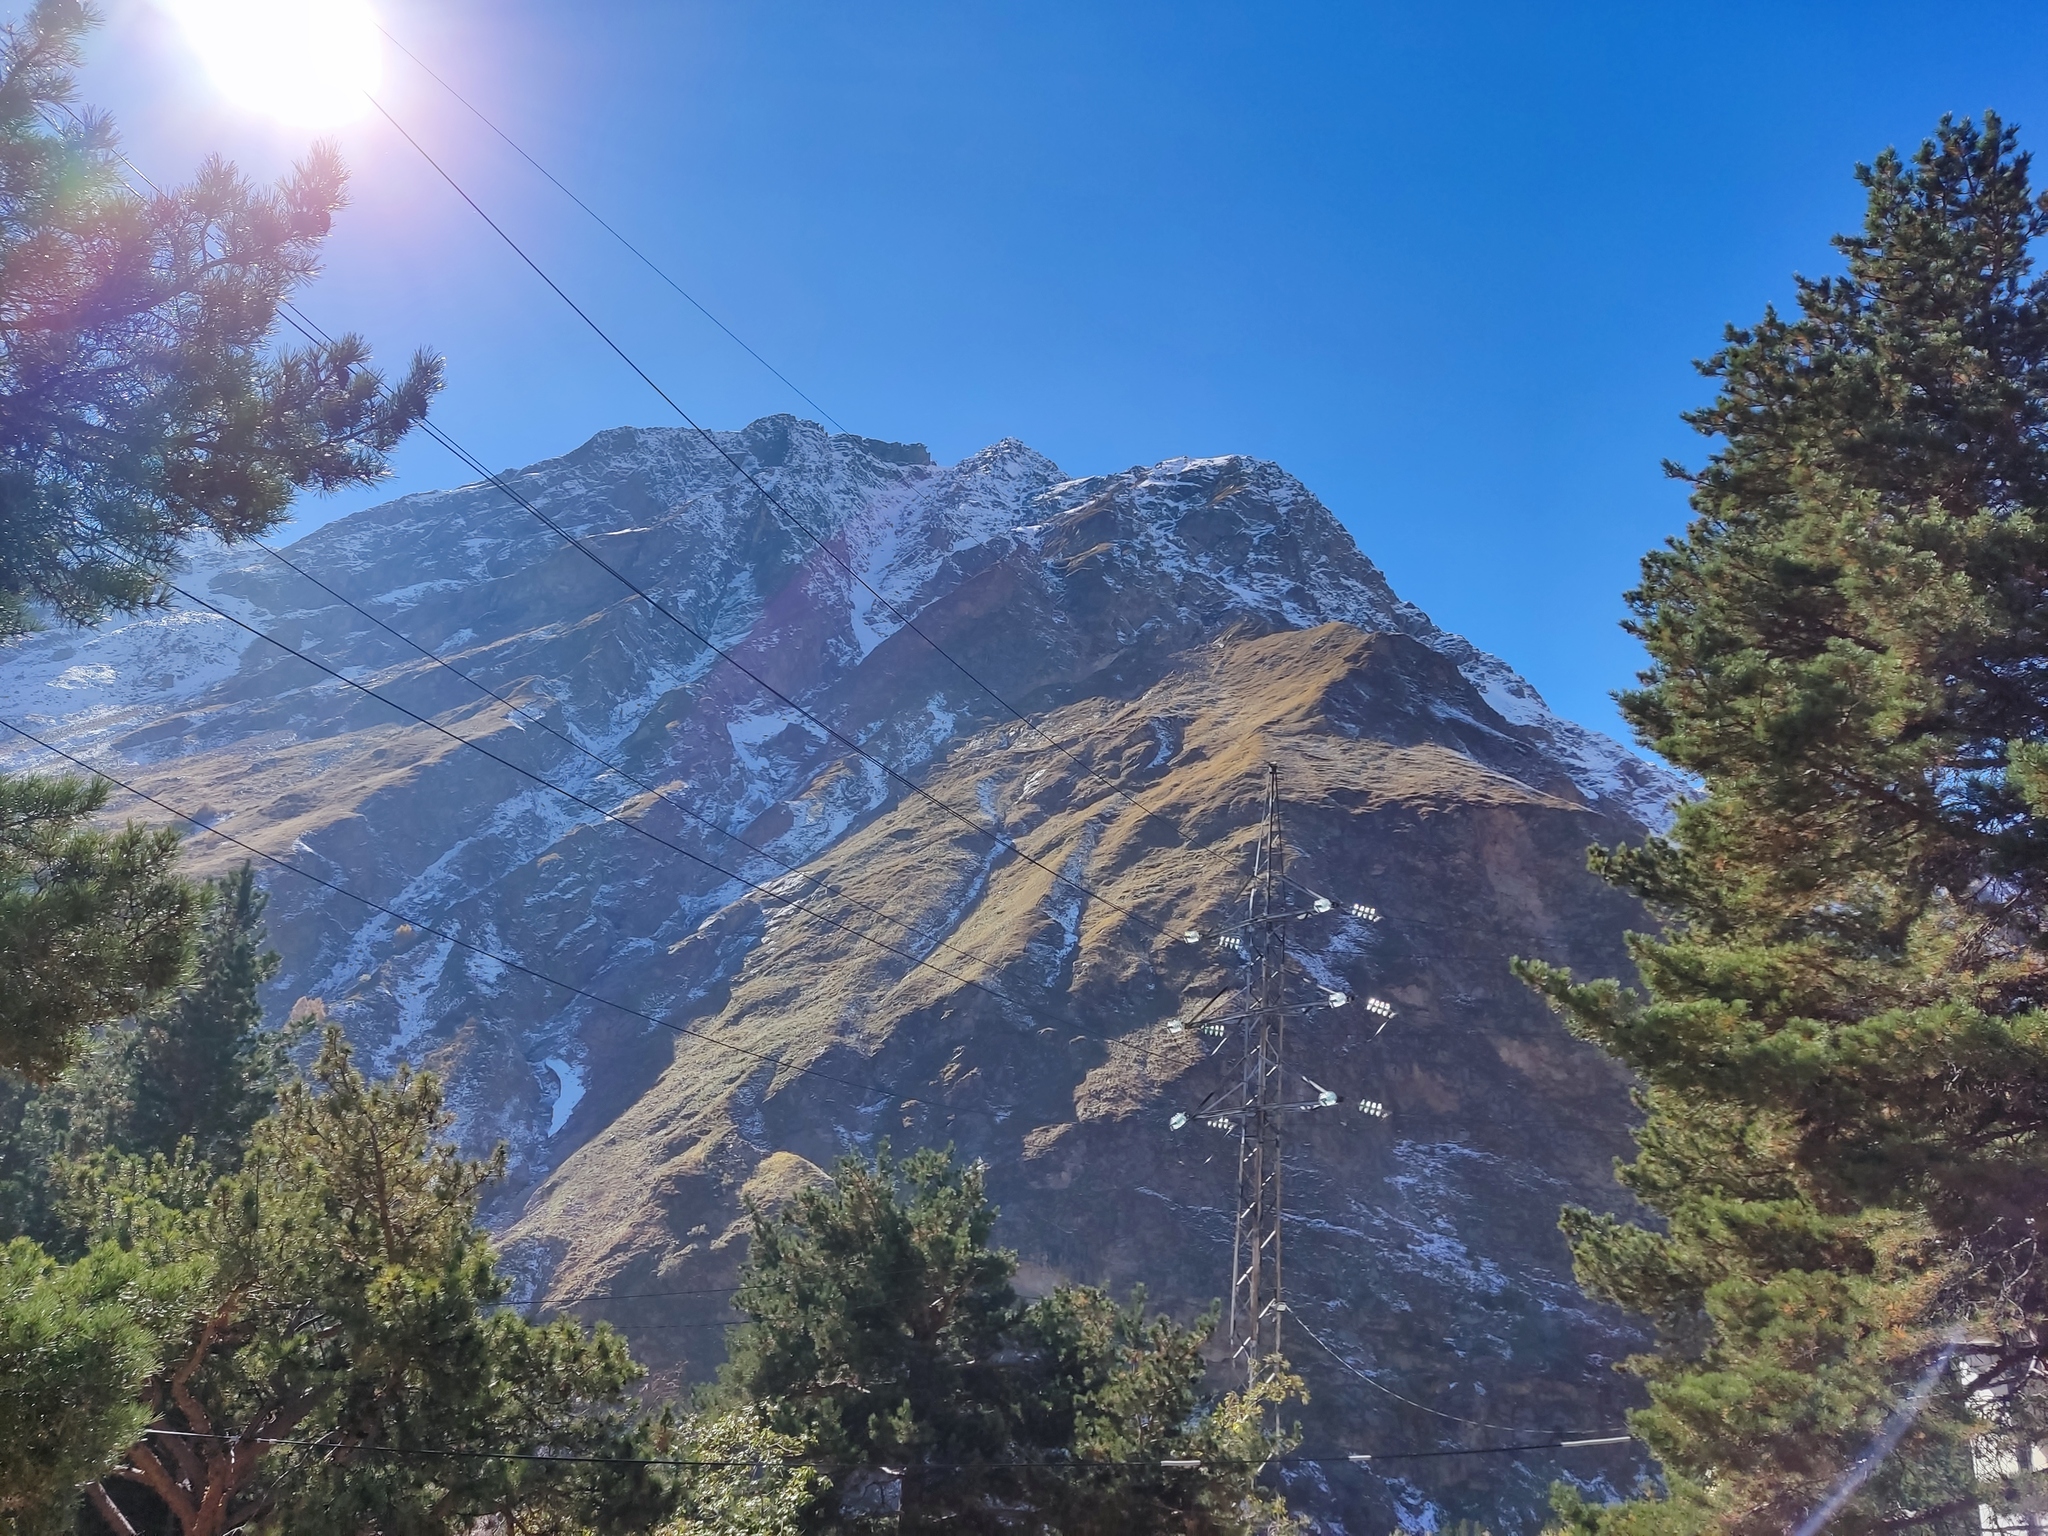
[544,1057,585,1135]
[0,541,265,759]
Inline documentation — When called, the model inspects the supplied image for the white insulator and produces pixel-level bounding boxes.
[1327,990,1349,1008]
[1348,903,1380,922]
[1359,1099,1389,1119]
[1207,1117,1234,1132]
[1365,997,1395,1018]
[1169,1111,1189,1130]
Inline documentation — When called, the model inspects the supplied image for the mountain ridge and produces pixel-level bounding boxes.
[1,416,1673,823]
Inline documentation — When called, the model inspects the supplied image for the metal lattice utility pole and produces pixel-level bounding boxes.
[1165,763,1396,1392]
[1229,764,1290,1382]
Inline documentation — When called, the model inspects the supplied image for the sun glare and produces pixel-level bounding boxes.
[167,0,382,127]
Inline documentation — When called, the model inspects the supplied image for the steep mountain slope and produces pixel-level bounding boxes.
[0,417,1683,1531]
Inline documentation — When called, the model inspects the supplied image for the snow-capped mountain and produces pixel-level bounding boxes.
[0,417,1682,1531]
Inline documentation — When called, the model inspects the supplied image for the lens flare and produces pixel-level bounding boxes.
[167,0,382,127]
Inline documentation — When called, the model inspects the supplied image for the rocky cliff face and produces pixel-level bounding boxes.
[0,417,1684,1532]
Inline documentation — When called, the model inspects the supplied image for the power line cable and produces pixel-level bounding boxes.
[372,23,846,436]
[426,51,1220,875]
[550,1284,742,1302]
[142,1425,1632,1469]
[46,275,1329,1066]
[256,307,1074,997]
[244,311,1205,1050]
[262,304,1140,967]
[68,97,1381,974]
[148,569,1064,1035]
[488,1283,743,1311]
[236,509,1022,996]
[1290,1313,1621,1439]
[1342,1436,1635,1464]
[68,103,1426,964]
[274,285,1166,958]
[31,126,1116,1067]
[0,717,986,1119]
[360,90,1212,883]
[39,132,1073,974]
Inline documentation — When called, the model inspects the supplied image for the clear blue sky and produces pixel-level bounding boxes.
[73,1,2048,746]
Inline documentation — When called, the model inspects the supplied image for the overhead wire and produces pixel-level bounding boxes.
[22,122,1128,1080]
[272,291,1170,964]
[50,115,1167,989]
[234,460,1025,998]
[0,717,995,1120]
[361,59,1209,855]
[371,23,845,436]
[541,1284,741,1303]
[142,1425,1632,1469]
[487,1283,743,1311]
[28,278,1349,1096]
[146,568,1072,1036]
[146,504,1190,1061]
[359,83,1218,893]
[52,95,1404,969]
[79,81,1351,974]
[60,87,1423,997]
[241,312,1229,1056]
[1290,1313,1624,1440]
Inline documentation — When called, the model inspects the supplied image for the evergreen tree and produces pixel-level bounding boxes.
[0,865,304,1246]
[649,1411,833,1536]
[37,1029,671,1536]
[0,1015,138,1244]
[716,1146,1297,1536]
[125,864,301,1165]
[0,0,436,1084]
[0,1236,158,1536]
[0,773,195,1083]
[0,0,439,637]
[1518,114,2048,1536]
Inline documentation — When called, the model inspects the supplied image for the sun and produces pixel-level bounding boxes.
[166,0,383,128]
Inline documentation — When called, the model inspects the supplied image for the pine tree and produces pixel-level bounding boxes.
[0,0,439,637]
[43,1028,672,1536]
[0,0,436,1084]
[0,1236,156,1536]
[125,864,301,1165]
[0,1016,139,1244]
[716,1146,1297,1536]
[0,865,304,1247]
[1517,114,2048,1536]
[0,773,196,1083]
